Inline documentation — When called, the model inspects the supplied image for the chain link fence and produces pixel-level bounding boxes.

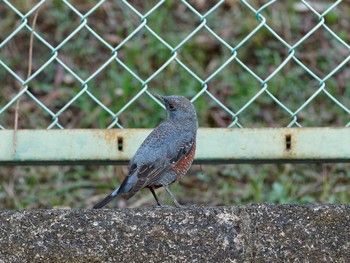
[0,0,349,130]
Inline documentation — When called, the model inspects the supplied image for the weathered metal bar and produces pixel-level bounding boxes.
[0,128,349,165]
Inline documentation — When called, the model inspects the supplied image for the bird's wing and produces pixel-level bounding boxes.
[125,123,195,197]
[169,135,195,163]
[143,135,195,187]
[126,163,170,197]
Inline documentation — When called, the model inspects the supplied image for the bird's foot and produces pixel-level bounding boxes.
[173,202,184,208]
[153,204,177,209]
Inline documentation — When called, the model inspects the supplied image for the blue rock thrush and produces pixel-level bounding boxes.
[93,94,198,208]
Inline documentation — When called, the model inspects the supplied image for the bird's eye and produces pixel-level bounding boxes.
[168,103,175,110]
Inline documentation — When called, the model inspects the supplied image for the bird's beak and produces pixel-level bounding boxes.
[152,93,165,103]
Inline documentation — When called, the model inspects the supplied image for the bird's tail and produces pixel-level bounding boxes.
[93,187,120,209]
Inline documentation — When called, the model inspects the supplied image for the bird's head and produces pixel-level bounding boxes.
[153,94,198,129]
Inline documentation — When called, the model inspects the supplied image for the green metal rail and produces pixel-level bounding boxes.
[1,128,350,165]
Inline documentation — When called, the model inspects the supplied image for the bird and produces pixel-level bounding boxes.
[93,94,198,208]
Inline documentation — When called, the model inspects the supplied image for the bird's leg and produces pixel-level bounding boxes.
[164,185,183,208]
[149,187,162,206]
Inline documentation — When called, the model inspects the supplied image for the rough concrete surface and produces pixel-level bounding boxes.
[0,204,349,262]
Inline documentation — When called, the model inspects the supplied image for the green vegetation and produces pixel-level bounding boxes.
[0,1,349,209]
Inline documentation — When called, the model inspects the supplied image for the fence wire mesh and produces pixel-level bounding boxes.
[0,0,349,130]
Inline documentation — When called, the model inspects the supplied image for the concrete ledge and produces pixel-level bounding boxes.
[0,204,349,262]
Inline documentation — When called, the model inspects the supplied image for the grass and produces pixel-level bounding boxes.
[0,0,350,209]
